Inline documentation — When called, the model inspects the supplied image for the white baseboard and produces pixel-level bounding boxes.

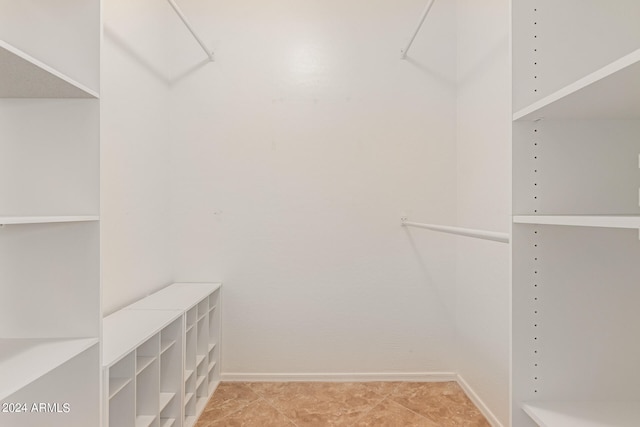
[456,374,504,427]
[221,372,457,382]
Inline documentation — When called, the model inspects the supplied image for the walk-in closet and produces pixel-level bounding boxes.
[1,0,638,426]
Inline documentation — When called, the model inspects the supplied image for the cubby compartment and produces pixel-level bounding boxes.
[0,99,99,216]
[512,224,640,425]
[109,379,135,427]
[512,0,640,113]
[109,353,134,400]
[103,309,184,427]
[513,120,640,216]
[0,343,100,427]
[0,221,99,339]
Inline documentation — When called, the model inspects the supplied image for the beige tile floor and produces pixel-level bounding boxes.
[195,382,491,426]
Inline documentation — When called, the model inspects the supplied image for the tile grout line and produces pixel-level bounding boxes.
[197,383,261,426]
[346,384,397,426]
[244,383,300,427]
[385,393,441,425]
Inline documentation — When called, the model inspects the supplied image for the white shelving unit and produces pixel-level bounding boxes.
[103,309,184,427]
[0,2,101,426]
[126,283,222,427]
[511,1,640,426]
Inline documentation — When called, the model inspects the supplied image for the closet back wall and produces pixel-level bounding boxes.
[169,0,459,376]
[101,0,175,314]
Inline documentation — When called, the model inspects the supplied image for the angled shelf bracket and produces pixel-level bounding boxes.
[167,0,215,62]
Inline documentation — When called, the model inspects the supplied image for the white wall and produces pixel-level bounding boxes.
[101,0,176,314]
[169,0,459,375]
[455,0,511,425]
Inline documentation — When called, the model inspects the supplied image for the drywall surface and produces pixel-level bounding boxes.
[169,0,459,374]
[101,0,175,314]
[455,0,511,424]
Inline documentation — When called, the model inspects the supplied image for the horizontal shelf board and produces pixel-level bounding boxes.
[103,309,182,367]
[185,392,195,406]
[514,48,640,120]
[522,401,640,427]
[208,360,216,373]
[0,39,98,98]
[136,415,157,427]
[161,340,176,355]
[208,342,217,352]
[185,415,196,427]
[160,418,176,427]
[208,305,217,313]
[160,392,175,412]
[0,216,99,225]
[136,356,156,375]
[186,323,195,333]
[126,283,221,311]
[197,312,207,322]
[0,338,98,401]
[185,369,194,381]
[513,215,640,229]
[196,375,206,389]
[196,355,205,367]
[109,377,133,399]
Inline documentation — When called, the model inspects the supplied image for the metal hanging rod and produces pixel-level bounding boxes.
[400,0,436,59]
[167,0,214,62]
[401,218,510,243]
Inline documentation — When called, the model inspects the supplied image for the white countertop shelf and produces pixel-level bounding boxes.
[514,48,640,121]
[0,215,99,225]
[0,39,98,98]
[522,401,640,427]
[513,215,640,229]
[126,283,221,311]
[0,338,98,401]
[103,309,182,367]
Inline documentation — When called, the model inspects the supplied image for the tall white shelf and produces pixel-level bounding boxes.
[511,1,640,426]
[126,283,222,427]
[0,1,101,426]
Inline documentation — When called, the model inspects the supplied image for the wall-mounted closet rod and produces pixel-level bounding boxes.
[167,0,215,62]
[401,218,510,243]
[400,0,436,59]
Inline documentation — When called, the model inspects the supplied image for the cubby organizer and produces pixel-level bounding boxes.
[126,283,222,427]
[511,1,640,426]
[0,1,101,426]
[103,309,184,427]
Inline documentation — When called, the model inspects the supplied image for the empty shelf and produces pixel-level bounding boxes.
[136,356,156,375]
[522,401,640,427]
[514,48,640,120]
[0,338,98,401]
[0,39,98,98]
[185,415,197,427]
[185,392,195,406]
[208,342,216,352]
[0,216,99,225]
[185,369,194,381]
[109,377,132,399]
[196,375,206,389]
[196,397,207,416]
[161,340,176,355]
[513,215,640,229]
[208,360,216,373]
[196,355,205,367]
[135,415,157,427]
[160,392,175,412]
[160,418,176,427]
